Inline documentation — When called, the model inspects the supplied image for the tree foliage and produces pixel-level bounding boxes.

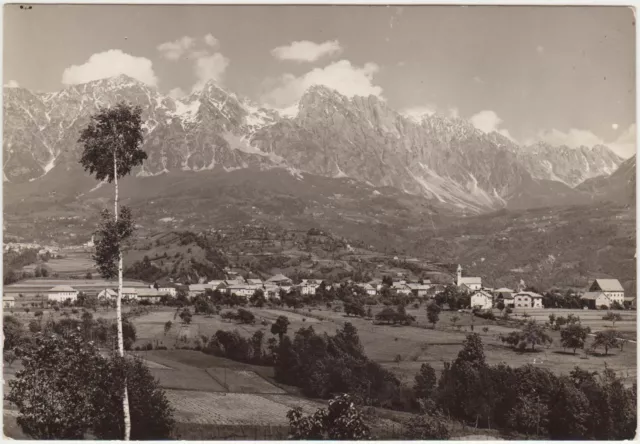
[93,208,135,280]
[6,331,173,439]
[78,102,147,183]
[287,394,370,440]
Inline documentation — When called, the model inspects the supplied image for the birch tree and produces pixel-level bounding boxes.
[78,102,147,440]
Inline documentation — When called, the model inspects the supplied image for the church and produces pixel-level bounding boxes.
[456,264,482,292]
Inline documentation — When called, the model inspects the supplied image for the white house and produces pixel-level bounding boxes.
[513,291,543,309]
[300,279,323,295]
[227,284,259,298]
[137,288,164,303]
[471,290,493,310]
[3,295,15,308]
[360,283,377,296]
[392,282,412,295]
[581,291,612,309]
[98,288,117,300]
[407,283,431,297]
[456,265,482,291]
[48,285,79,303]
[588,279,624,306]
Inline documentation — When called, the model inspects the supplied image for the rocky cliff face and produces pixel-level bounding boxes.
[3,75,628,213]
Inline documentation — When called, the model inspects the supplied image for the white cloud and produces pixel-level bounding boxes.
[609,124,636,158]
[204,34,219,48]
[612,123,619,130]
[4,80,20,88]
[192,52,230,91]
[168,87,187,99]
[261,59,382,108]
[157,36,195,61]
[61,50,158,86]
[401,105,437,122]
[470,110,515,141]
[533,124,636,158]
[448,108,460,119]
[271,40,343,63]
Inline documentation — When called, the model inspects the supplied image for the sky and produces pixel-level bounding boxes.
[3,5,637,157]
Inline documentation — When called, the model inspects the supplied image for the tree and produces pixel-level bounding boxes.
[271,315,290,342]
[286,394,370,440]
[496,300,505,311]
[375,307,398,324]
[7,331,174,440]
[79,101,147,441]
[560,322,591,354]
[163,321,172,336]
[250,289,266,307]
[591,330,620,355]
[506,394,549,436]
[402,410,451,439]
[450,315,460,330]
[426,302,441,328]
[179,308,192,325]
[90,355,174,439]
[85,272,93,280]
[414,363,437,400]
[4,315,24,350]
[236,308,256,324]
[602,311,622,327]
[6,331,105,439]
[344,299,366,317]
[500,320,553,351]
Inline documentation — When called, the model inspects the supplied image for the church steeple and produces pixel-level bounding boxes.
[456,264,462,286]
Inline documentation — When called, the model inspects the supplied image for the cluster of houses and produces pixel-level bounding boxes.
[2,263,632,311]
[458,265,632,311]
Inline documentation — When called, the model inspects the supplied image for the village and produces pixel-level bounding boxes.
[3,263,634,312]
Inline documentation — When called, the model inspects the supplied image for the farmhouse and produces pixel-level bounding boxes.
[207,280,226,287]
[367,279,383,291]
[580,291,612,309]
[137,288,163,303]
[47,285,79,303]
[264,285,281,299]
[391,282,412,295]
[188,284,215,297]
[407,283,430,297]
[300,279,322,295]
[471,290,493,310]
[266,274,292,286]
[246,279,263,285]
[98,288,117,300]
[456,264,482,291]
[225,279,246,286]
[227,284,258,298]
[513,291,543,309]
[360,283,377,296]
[3,295,15,308]
[588,279,624,306]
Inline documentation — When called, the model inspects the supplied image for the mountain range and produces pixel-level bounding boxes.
[4,74,633,216]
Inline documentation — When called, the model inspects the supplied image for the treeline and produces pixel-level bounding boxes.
[190,318,636,440]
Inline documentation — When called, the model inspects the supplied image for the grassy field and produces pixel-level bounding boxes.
[22,251,96,275]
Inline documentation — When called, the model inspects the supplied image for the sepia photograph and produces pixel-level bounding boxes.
[2,3,637,440]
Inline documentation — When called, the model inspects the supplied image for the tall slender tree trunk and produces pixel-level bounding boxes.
[114,149,132,440]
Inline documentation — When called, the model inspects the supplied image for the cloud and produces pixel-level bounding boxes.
[61,50,158,86]
[609,124,636,158]
[532,124,636,158]
[192,52,230,91]
[204,34,219,48]
[448,108,460,119]
[536,45,545,54]
[168,87,187,99]
[401,105,437,122]
[261,59,382,108]
[157,36,195,61]
[4,80,20,88]
[271,40,343,63]
[470,110,515,141]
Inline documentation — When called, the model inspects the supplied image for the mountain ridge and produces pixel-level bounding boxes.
[3,75,629,213]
